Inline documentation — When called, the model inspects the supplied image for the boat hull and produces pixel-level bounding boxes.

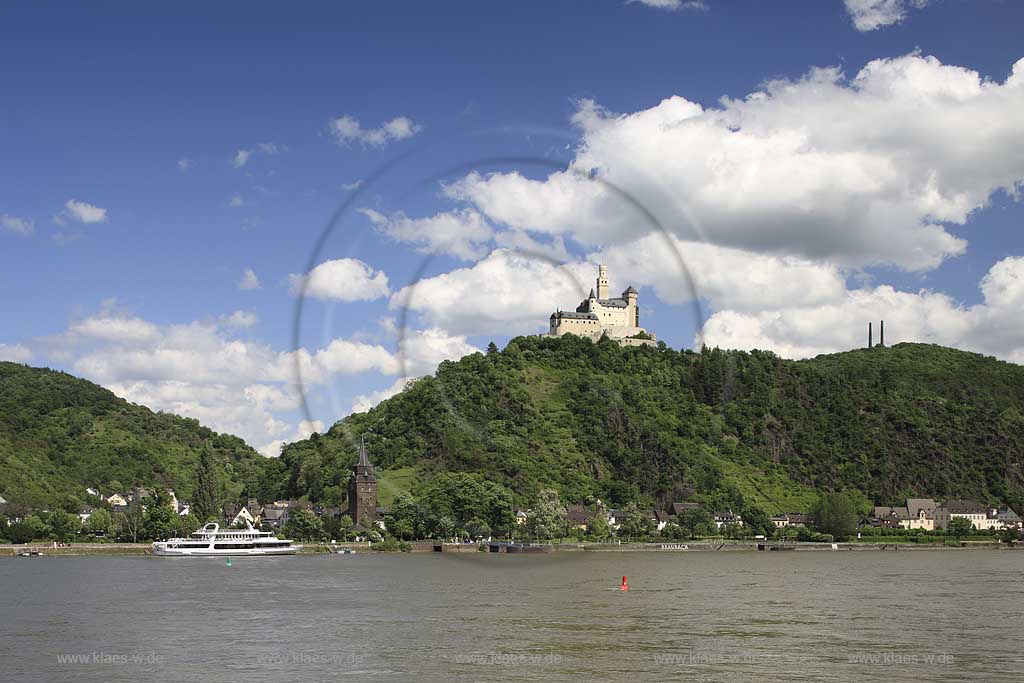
[152,544,301,557]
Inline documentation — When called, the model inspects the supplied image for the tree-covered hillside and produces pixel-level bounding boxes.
[273,337,1024,515]
[6,338,1024,518]
[0,362,267,509]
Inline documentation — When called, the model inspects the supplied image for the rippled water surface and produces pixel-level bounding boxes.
[3,550,1023,682]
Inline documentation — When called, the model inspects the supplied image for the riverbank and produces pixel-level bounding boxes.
[0,542,372,556]
[3,539,1017,556]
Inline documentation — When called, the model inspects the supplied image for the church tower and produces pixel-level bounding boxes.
[347,434,377,526]
[596,264,609,300]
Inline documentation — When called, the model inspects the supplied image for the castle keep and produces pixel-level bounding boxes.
[546,265,655,346]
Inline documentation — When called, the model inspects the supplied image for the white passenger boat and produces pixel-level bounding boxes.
[152,521,300,556]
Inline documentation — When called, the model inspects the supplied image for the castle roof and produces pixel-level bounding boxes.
[589,288,596,298]
[555,311,599,320]
[596,298,628,308]
[623,286,638,295]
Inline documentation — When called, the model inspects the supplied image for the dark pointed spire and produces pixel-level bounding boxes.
[589,287,596,299]
[357,433,370,468]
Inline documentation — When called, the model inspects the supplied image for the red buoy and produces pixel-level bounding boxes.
[620,575,629,591]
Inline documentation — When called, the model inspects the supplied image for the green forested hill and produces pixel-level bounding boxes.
[0,362,266,509]
[271,337,1024,515]
[6,338,1024,517]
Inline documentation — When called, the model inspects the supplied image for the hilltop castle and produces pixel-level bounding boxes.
[546,264,656,346]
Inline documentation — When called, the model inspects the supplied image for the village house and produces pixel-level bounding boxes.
[872,506,907,528]
[106,493,129,511]
[713,510,743,529]
[992,506,1023,530]
[653,510,672,531]
[514,509,528,526]
[771,513,809,528]
[566,505,591,532]
[230,506,257,527]
[905,498,937,530]
[606,509,626,531]
[671,502,701,516]
[934,500,989,530]
[261,506,288,529]
[870,498,1022,532]
[223,501,241,521]
[873,498,938,531]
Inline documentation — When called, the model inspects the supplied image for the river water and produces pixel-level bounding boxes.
[2,550,1023,682]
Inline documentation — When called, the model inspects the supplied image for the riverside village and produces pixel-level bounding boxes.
[2,265,1022,554]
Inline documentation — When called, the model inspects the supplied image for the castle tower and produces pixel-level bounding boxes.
[347,434,377,526]
[596,264,609,300]
[623,286,639,327]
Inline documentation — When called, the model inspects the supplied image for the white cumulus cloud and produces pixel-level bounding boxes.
[69,314,160,345]
[390,238,851,336]
[627,0,707,11]
[351,377,417,414]
[45,308,407,450]
[1,213,34,236]
[289,258,391,302]
[232,142,284,169]
[0,343,32,363]
[700,256,1024,363]
[56,199,107,225]
[219,310,258,329]
[844,0,930,31]
[390,249,593,336]
[591,233,848,312]
[359,207,494,261]
[448,54,1024,272]
[328,115,422,147]
[238,268,261,290]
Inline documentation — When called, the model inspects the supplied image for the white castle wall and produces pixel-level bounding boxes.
[546,265,654,345]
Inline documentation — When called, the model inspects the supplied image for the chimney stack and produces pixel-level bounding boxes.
[880,320,884,347]
[868,322,873,349]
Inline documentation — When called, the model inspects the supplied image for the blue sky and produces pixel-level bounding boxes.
[3,0,1024,454]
